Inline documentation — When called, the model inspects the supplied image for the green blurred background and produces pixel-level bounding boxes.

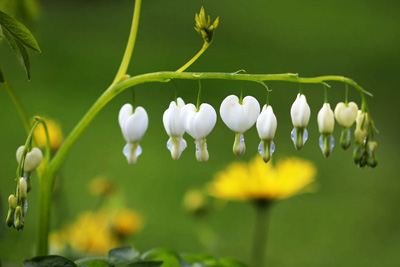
[1,0,399,265]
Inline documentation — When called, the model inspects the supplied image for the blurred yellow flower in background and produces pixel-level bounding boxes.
[113,208,143,237]
[50,208,143,256]
[35,118,63,151]
[88,176,116,197]
[208,156,317,201]
[183,189,208,214]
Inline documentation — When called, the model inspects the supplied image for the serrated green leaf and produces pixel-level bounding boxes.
[126,261,163,267]
[23,255,77,267]
[2,26,31,80]
[0,10,40,52]
[108,247,140,264]
[0,67,4,83]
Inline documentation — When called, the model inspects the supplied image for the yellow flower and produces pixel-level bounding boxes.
[50,208,143,256]
[88,176,116,197]
[183,189,208,213]
[35,119,63,151]
[113,208,143,237]
[208,156,317,201]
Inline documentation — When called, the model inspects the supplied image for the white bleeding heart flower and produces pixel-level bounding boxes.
[180,103,217,162]
[119,104,148,165]
[220,95,260,156]
[163,98,187,160]
[334,102,358,150]
[256,105,277,163]
[334,102,358,129]
[290,93,311,150]
[317,103,335,158]
[16,146,42,172]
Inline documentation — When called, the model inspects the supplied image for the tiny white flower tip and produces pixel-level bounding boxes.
[119,104,148,142]
[290,93,311,128]
[123,142,142,165]
[220,95,260,133]
[317,103,335,134]
[180,103,217,139]
[163,98,186,137]
[16,146,42,172]
[334,102,358,128]
[256,105,277,140]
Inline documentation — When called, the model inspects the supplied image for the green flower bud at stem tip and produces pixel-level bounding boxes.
[8,194,17,209]
[19,178,27,199]
[15,206,23,230]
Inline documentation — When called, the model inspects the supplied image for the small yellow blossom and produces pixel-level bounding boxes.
[113,209,143,236]
[183,189,207,213]
[208,156,317,201]
[50,208,143,256]
[88,176,116,197]
[35,119,63,150]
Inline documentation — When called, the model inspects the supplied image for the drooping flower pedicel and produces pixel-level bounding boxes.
[220,95,260,157]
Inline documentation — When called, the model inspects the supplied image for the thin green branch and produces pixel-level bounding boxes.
[176,41,210,73]
[112,0,142,85]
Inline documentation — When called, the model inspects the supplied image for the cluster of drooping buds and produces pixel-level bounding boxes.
[117,91,376,167]
[7,146,42,230]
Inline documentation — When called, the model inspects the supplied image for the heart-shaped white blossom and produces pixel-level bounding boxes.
[163,98,187,160]
[180,103,216,162]
[118,104,148,165]
[220,95,260,156]
[220,95,260,133]
[334,102,358,128]
[119,104,148,142]
[16,146,42,172]
[317,103,334,134]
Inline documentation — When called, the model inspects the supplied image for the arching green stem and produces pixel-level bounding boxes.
[176,42,210,73]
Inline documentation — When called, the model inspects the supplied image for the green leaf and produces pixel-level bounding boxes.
[108,247,140,264]
[2,26,31,79]
[142,249,180,267]
[0,67,4,83]
[126,261,163,267]
[23,255,77,267]
[0,10,41,52]
[217,258,248,267]
[76,259,110,267]
[0,24,3,39]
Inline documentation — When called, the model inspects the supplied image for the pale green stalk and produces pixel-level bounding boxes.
[112,0,142,85]
[252,201,271,267]
[176,42,210,73]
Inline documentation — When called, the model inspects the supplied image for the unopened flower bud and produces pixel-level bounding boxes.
[354,110,369,144]
[317,103,335,158]
[290,94,310,150]
[6,195,17,227]
[334,102,358,128]
[15,206,23,230]
[19,178,27,200]
[367,141,378,167]
[16,146,43,172]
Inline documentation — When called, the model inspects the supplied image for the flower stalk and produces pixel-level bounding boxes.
[252,200,271,267]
